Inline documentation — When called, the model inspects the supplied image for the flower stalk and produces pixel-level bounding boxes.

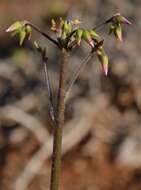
[50,48,69,190]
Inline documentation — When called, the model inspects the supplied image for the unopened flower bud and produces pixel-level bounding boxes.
[82,30,94,48]
[89,30,100,39]
[113,13,132,25]
[115,23,122,41]
[96,48,109,76]
[75,29,83,46]
[109,23,122,41]
[6,20,31,45]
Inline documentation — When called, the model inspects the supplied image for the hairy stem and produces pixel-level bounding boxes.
[50,48,69,190]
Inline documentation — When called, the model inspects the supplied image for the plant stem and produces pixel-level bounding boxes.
[26,21,60,48]
[64,39,103,102]
[43,58,56,123]
[50,48,69,190]
[64,51,93,102]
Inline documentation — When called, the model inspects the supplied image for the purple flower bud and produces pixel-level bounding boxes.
[113,13,132,25]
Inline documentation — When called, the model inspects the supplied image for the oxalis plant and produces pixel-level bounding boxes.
[6,13,131,190]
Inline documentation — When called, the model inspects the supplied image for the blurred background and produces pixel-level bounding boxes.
[0,0,141,190]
